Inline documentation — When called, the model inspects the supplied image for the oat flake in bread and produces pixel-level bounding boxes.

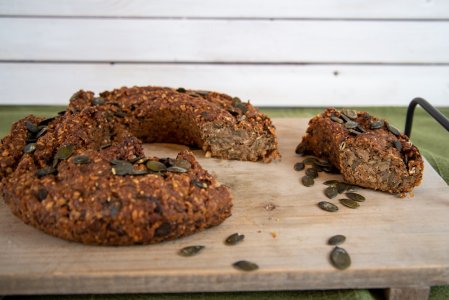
[0,86,280,245]
[296,108,423,194]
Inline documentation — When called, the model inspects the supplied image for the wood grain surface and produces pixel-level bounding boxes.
[0,118,448,295]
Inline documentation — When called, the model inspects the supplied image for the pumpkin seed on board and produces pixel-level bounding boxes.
[318,201,339,212]
[293,162,305,171]
[225,233,245,245]
[301,175,314,187]
[388,124,401,136]
[178,245,205,257]
[305,168,319,179]
[330,247,351,270]
[323,180,339,186]
[72,155,90,164]
[303,157,319,165]
[233,260,259,272]
[336,182,347,194]
[339,198,360,209]
[328,235,346,246]
[324,186,338,199]
[23,143,36,154]
[345,192,366,202]
[370,120,384,129]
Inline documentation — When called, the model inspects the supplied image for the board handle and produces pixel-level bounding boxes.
[405,97,449,138]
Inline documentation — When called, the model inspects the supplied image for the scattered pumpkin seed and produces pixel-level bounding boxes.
[24,143,36,154]
[336,182,347,194]
[35,167,56,178]
[314,159,332,168]
[146,160,167,172]
[92,97,105,105]
[35,188,48,202]
[339,198,360,209]
[331,116,344,124]
[72,155,90,164]
[341,109,358,120]
[388,124,401,136]
[303,157,319,164]
[324,186,338,199]
[294,162,305,171]
[192,180,208,189]
[301,175,314,187]
[370,120,384,129]
[25,121,39,133]
[167,166,188,173]
[176,87,187,93]
[233,260,259,272]
[344,121,359,129]
[328,235,346,246]
[318,201,339,212]
[345,192,365,202]
[173,159,192,170]
[323,180,339,186]
[53,144,74,167]
[305,168,318,179]
[330,247,351,270]
[393,140,402,152]
[178,245,205,257]
[225,233,245,245]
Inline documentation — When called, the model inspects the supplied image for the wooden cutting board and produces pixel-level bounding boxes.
[1,118,448,297]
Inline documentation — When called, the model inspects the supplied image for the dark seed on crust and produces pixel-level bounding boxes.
[173,159,192,170]
[388,124,401,136]
[341,109,358,120]
[330,247,351,270]
[38,116,57,126]
[370,120,384,129]
[35,127,48,139]
[53,144,74,167]
[295,143,306,155]
[100,143,112,150]
[179,245,205,257]
[23,143,36,154]
[331,116,344,124]
[324,186,338,199]
[192,180,208,189]
[57,110,66,116]
[393,140,402,152]
[114,110,126,118]
[36,188,48,202]
[130,169,149,175]
[176,87,187,93]
[195,90,209,97]
[345,121,359,129]
[146,161,167,172]
[303,157,319,164]
[301,175,314,187]
[155,222,171,237]
[318,201,339,212]
[35,167,56,178]
[345,192,366,202]
[225,233,245,245]
[328,235,346,246]
[294,162,305,171]
[167,166,188,173]
[72,155,90,164]
[233,260,259,272]
[25,121,39,133]
[305,167,319,179]
[348,129,361,135]
[92,97,105,105]
[339,198,360,209]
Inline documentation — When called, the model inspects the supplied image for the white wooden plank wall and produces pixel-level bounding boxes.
[0,0,448,106]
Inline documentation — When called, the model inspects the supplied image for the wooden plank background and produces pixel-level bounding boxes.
[0,0,448,106]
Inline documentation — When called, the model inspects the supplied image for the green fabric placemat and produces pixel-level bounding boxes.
[1,105,448,300]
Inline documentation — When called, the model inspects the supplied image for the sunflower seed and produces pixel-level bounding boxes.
[388,124,401,136]
[328,235,346,246]
[176,87,187,93]
[331,116,344,124]
[233,260,259,272]
[24,143,36,154]
[301,175,314,187]
[393,140,402,152]
[370,120,384,129]
[345,121,359,129]
[72,155,90,164]
[178,245,204,257]
[294,162,305,171]
[324,186,338,199]
[167,166,188,173]
[92,97,105,105]
[345,192,366,202]
[53,144,74,167]
[35,167,56,178]
[330,247,351,270]
[323,180,339,186]
[305,167,318,179]
[341,109,358,120]
[173,159,192,170]
[225,233,245,245]
[318,201,339,212]
[146,160,167,172]
[192,180,208,189]
[339,198,360,209]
